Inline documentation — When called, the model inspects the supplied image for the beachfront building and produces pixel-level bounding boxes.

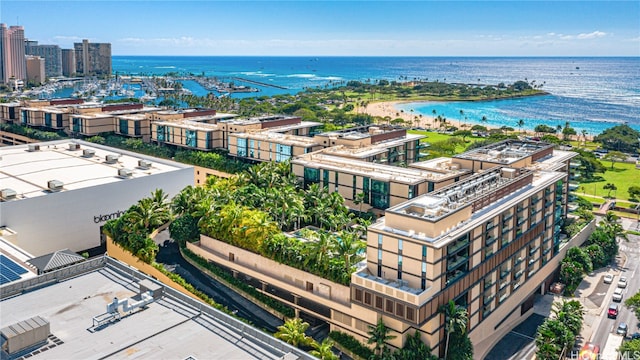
[149,109,236,150]
[25,40,62,78]
[0,24,26,84]
[187,140,584,359]
[291,152,469,212]
[17,99,83,130]
[73,39,111,77]
[0,140,193,257]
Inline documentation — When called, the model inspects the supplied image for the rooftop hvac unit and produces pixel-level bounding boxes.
[118,168,133,178]
[83,149,95,158]
[68,143,81,151]
[47,180,63,192]
[105,154,120,164]
[27,144,40,152]
[138,159,152,169]
[1,188,17,201]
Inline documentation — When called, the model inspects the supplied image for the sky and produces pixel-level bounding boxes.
[1,1,639,56]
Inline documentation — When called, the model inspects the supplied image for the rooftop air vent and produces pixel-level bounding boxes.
[68,143,81,151]
[118,168,133,178]
[138,159,152,169]
[1,188,17,201]
[47,180,63,192]
[105,154,120,164]
[83,149,95,158]
[27,144,40,152]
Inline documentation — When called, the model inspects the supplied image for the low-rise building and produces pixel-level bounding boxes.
[0,140,193,257]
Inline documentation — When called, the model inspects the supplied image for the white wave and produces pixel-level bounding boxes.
[310,76,343,81]
[285,74,316,78]
[241,71,275,77]
[154,66,176,69]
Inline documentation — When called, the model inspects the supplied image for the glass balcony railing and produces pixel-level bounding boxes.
[503,213,513,222]
[447,256,469,271]
[448,240,470,255]
[484,280,496,290]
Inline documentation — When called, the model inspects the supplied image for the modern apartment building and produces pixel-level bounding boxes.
[292,152,470,212]
[25,55,45,85]
[25,40,62,78]
[0,24,26,84]
[188,140,584,359]
[60,48,76,76]
[74,39,111,76]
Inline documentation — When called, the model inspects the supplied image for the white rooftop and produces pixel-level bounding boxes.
[0,140,190,200]
[0,257,309,359]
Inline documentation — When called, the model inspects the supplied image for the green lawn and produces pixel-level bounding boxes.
[408,130,484,154]
[578,161,639,201]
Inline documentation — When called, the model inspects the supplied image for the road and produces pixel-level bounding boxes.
[589,218,640,353]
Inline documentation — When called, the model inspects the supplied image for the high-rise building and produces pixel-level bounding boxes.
[61,48,76,76]
[25,40,62,78]
[25,55,45,85]
[0,23,27,84]
[74,39,111,76]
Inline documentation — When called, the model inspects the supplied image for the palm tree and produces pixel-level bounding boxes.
[310,338,338,360]
[367,318,396,356]
[332,231,366,271]
[516,119,525,134]
[439,300,468,360]
[275,318,312,348]
[551,300,584,336]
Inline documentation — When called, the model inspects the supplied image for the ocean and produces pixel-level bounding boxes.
[111,56,640,135]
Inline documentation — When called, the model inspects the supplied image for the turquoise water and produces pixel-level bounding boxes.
[104,56,640,134]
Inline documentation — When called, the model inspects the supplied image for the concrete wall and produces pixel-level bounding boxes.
[0,166,192,256]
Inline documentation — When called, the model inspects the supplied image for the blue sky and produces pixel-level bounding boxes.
[2,1,639,56]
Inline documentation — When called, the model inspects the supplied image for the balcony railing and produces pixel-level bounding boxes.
[486,236,497,246]
[500,269,511,279]
[448,240,470,255]
[484,280,496,290]
[503,213,513,222]
[447,255,469,271]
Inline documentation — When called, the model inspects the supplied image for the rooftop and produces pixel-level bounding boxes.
[320,133,425,159]
[316,125,406,140]
[454,140,554,165]
[221,115,299,126]
[235,131,320,147]
[0,256,309,360]
[0,140,191,201]
[153,119,221,131]
[292,152,451,183]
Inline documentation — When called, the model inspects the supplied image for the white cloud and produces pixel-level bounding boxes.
[576,31,607,39]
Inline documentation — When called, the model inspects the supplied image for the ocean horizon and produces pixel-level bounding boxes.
[110,56,640,135]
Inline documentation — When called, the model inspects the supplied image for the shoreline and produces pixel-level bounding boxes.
[362,100,602,139]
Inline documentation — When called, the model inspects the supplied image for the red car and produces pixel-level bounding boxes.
[608,303,619,318]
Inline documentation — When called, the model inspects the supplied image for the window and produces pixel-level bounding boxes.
[72,117,81,133]
[186,130,197,147]
[408,184,418,199]
[237,138,247,157]
[398,239,403,251]
[371,180,390,209]
[276,144,292,162]
[363,177,370,203]
[386,299,394,313]
[56,114,63,128]
[44,113,52,127]
[364,292,372,305]
[303,167,320,184]
[396,303,404,318]
[378,234,383,246]
[375,296,383,310]
[156,125,165,142]
[355,289,363,304]
[249,139,255,158]
[422,246,427,258]
[323,170,330,188]
[378,249,382,261]
[119,119,128,135]
[428,182,435,192]
[406,307,415,321]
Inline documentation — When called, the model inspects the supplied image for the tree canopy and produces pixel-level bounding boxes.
[595,124,640,153]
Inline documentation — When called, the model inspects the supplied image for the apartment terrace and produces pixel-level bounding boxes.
[293,152,451,184]
[152,119,221,131]
[320,133,425,159]
[221,115,301,128]
[454,140,554,165]
[233,131,320,147]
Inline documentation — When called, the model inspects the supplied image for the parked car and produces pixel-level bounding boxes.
[608,304,619,318]
[631,332,640,340]
[616,322,628,337]
[618,276,628,288]
[613,288,624,302]
[579,342,600,360]
[603,274,614,284]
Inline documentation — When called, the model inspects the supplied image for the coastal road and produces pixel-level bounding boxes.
[589,226,640,351]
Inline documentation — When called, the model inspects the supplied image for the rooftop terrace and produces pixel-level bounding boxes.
[453,140,554,165]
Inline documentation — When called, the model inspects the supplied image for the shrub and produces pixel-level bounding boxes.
[329,331,374,359]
